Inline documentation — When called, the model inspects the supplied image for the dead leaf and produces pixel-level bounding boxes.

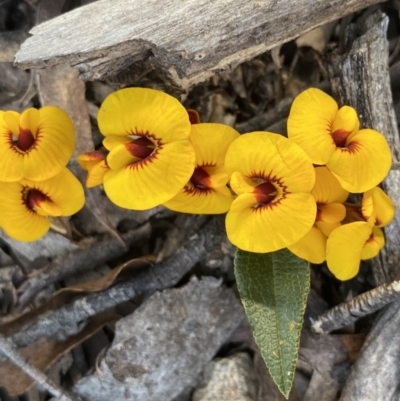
[0,311,117,396]
[0,258,152,336]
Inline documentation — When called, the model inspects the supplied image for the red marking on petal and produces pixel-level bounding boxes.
[16,127,35,151]
[183,185,213,197]
[26,189,50,211]
[346,140,360,153]
[331,129,351,148]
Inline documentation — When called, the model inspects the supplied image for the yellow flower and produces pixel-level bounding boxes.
[97,88,196,210]
[78,150,109,188]
[288,166,349,264]
[225,132,316,253]
[0,168,85,242]
[326,187,395,280]
[287,88,391,192]
[0,107,75,182]
[164,123,239,214]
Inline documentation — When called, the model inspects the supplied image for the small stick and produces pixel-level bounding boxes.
[311,280,400,334]
[0,333,80,401]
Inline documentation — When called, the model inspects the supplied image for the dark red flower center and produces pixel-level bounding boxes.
[331,129,351,148]
[190,167,211,189]
[126,137,155,159]
[15,127,36,152]
[25,189,50,211]
[254,181,278,206]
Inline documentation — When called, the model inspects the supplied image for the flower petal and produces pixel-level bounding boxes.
[326,222,372,280]
[225,132,315,193]
[104,140,195,210]
[361,186,395,227]
[0,113,25,182]
[361,227,384,260]
[226,192,316,253]
[98,88,191,143]
[312,166,349,204]
[20,106,75,182]
[164,185,233,214]
[103,135,132,151]
[327,129,391,193]
[0,182,50,242]
[0,168,85,241]
[331,106,359,146]
[230,172,258,195]
[287,88,337,164]
[190,123,240,167]
[288,226,327,264]
[2,111,20,136]
[106,143,139,170]
[317,203,346,224]
[20,108,40,137]
[20,168,85,216]
[315,221,341,237]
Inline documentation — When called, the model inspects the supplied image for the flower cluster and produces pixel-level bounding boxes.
[0,107,85,241]
[78,88,239,214]
[78,87,395,281]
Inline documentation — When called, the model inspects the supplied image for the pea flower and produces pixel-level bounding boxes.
[326,186,395,280]
[288,166,349,264]
[0,168,85,242]
[96,88,195,210]
[225,132,316,253]
[164,123,239,214]
[0,107,75,182]
[78,149,109,188]
[287,88,391,193]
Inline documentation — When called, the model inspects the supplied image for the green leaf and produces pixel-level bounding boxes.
[234,248,310,398]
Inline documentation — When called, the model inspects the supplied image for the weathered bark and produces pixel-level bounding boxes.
[15,0,385,91]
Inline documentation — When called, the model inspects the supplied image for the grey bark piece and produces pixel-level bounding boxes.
[15,0,385,90]
[303,370,338,401]
[339,299,400,401]
[192,352,258,401]
[328,11,400,285]
[68,277,243,401]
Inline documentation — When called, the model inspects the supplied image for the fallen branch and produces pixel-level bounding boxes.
[0,333,81,401]
[15,222,151,309]
[15,0,385,91]
[6,217,224,348]
[311,280,400,334]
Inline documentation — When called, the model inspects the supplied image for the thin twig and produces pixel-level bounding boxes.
[311,280,400,334]
[0,333,80,401]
